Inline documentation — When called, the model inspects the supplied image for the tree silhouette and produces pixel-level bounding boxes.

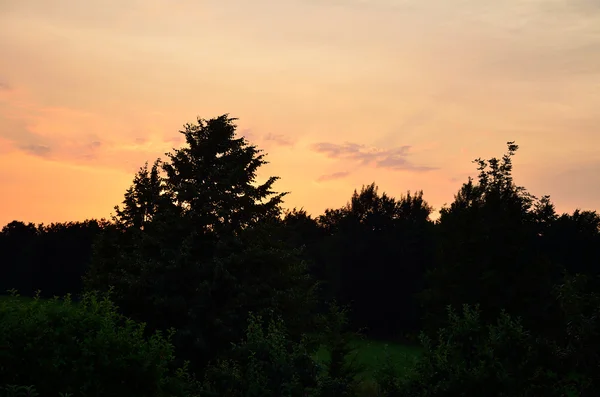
[163,114,286,236]
[84,114,314,372]
[115,159,165,230]
[0,220,105,297]
[314,183,435,339]
[420,142,563,335]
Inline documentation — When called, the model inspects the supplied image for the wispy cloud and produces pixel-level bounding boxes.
[17,140,105,161]
[544,0,600,14]
[264,133,294,147]
[238,128,256,142]
[0,90,187,173]
[378,109,437,147]
[77,140,104,160]
[311,142,437,172]
[317,171,349,182]
[19,144,52,158]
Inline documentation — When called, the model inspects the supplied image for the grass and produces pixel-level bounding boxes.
[315,337,422,379]
[0,294,34,303]
[315,338,423,396]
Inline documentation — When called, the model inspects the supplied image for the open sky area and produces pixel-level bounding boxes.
[1,0,599,226]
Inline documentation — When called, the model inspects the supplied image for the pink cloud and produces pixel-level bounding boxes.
[311,141,437,172]
[317,171,350,182]
[264,133,294,147]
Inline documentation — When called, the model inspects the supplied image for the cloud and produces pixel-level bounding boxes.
[378,109,437,147]
[238,128,256,142]
[134,136,149,144]
[317,171,350,182]
[163,133,185,146]
[0,82,10,91]
[311,142,437,172]
[546,0,600,14]
[0,88,191,173]
[19,144,52,158]
[304,0,415,12]
[76,140,104,161]
[398,110,435,132]
[264,133,294,147]
[17,140,101,161]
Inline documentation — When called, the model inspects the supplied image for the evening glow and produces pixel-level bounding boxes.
[1,0,599,225]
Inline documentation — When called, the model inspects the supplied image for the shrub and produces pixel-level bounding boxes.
[1,385,46,397]
[200,313,321,397]
[373,345,412,397]
[0,289,187,397]
[315,302,365,397]
[378,305,562,397]
[553,274,600,397]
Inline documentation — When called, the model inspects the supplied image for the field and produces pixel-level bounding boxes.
[0,294,34,302]
[315,338,422,379]
[1,294,423,391]
[314,337,422,396]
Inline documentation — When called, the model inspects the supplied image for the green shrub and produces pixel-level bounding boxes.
[373,345,411,397]
[315,302,365,397]
[0,289,187,397]
[378,305,562,397]
[200,313,321,397]
[1,385,44,397]
[553,274,600,397]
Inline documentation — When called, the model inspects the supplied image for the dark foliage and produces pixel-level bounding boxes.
[2,115,599,397]
[376,305,562,397]
[83,115,317,373]
[312,184,436,339]
[420,143,586,338]
[0,290,188,397]
[315,302,366,397]
[200,313,321,397]
[0,220,106,298]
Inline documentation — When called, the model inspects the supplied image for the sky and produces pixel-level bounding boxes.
[1,0,599,226]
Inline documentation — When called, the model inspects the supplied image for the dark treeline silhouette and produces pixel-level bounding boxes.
[1,114,599,396]
[0,219,106,298]
[2,151,598,341]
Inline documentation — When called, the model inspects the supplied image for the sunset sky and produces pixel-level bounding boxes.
[1,0,599,226]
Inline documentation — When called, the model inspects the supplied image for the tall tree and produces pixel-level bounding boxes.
[84,115,315,372]
[162,114,285,236]
[421,142,562,335]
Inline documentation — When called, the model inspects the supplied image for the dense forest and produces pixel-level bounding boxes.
[1,115,599,397]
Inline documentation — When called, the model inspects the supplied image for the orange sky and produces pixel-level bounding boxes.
[1,0,599,226]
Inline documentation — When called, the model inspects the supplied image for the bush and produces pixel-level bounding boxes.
[0,289,187,397]
[553,274,600,397]
[315,302,365,397]
[200,313,321,397]
[374,345,413,397]
[1,385,48,397]
[378,305,562,397]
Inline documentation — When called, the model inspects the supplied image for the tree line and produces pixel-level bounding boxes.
[1,114,599,396]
